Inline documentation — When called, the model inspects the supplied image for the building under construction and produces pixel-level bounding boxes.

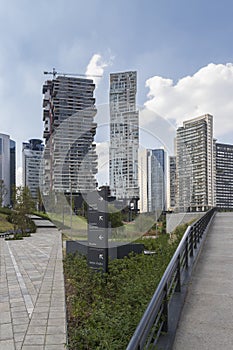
[42,74,98,198]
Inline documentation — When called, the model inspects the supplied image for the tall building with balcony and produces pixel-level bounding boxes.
[176,114,215,212]
[109,71,139,208]
[0,133,16,206]
[216,142,233,209]
[42,75,97,196]
[22,139,44,201]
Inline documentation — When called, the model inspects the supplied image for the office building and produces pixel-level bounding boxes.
[138,148,167,213]
[109,71,139,207]
[216,142,233,209]
[138,148,148,213]
[176,114,215,212]
[42,75,97,196]
[22,139,44,200]
[0,133,16,206]
[147,149,167,213]
[169,156,176,210]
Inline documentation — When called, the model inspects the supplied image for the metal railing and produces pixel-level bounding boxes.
[127,208,216,350]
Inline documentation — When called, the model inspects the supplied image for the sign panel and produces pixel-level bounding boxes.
[87,190,109,273]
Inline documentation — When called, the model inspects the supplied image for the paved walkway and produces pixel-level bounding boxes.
[0,219,67,350]
[173,212,233,350]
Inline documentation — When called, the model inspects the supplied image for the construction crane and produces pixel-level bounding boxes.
[44,67,102,79]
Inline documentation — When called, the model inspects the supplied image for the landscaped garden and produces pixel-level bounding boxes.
[64,222,188,350]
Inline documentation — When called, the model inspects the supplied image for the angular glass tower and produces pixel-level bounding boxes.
[22,139,44,200]
[147,149,167,213]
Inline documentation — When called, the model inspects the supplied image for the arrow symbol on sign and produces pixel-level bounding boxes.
[99,254,104,260]
[98,234,104,240]
[99,215,103,221]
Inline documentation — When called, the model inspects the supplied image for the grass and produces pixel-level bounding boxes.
[0,213,14,232]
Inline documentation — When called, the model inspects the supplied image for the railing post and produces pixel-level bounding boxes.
[190,227,194,257]
[161,283,168,333]
[175,254,181,292]
[185,237,189,269]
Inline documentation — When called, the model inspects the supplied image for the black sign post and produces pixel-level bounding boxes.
[87,191,109,273]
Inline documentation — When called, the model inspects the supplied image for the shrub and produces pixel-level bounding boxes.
[64,227,186,350]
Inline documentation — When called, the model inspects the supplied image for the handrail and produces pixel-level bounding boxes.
[127,208,216,350]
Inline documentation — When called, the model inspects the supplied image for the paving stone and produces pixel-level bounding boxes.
[24,334,45,345]
[0,323,13,340]
[0,311,11,324]
[27,326,47,335]
[0,339,15,350]
[45,333,67,345]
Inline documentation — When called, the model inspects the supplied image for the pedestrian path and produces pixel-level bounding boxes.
[0,219,67,350]
[173,212,233,350]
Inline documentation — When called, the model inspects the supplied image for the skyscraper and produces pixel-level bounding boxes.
[176,114,215,212]
[0,133,16,206]
[138,148,167,213]
[147,149,167,213]
[216,142,233,209]
[42,75,97,196]
[22,139,44,201]
[138,148,148,213]
[109,71,139,207]
[169,156,176,210]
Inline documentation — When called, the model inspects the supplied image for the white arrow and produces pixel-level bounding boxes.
[99,215,103,221]
[99,254,104,260]
[98,234,104,240]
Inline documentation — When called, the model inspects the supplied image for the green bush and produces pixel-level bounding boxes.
[64,229,186,350]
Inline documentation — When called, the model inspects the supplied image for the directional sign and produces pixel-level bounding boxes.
[88,226,108,248]
[88,209,108,228]
[87,190,109,273]
[87,247,108,272]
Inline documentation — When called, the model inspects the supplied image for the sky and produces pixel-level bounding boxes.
[0,0,233,184]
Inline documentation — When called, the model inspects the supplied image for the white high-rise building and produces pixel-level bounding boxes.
[176,114,215,212]
[138,148,148,212]
[109,71,139,206]
[0,133,15,206]
[22,139,44,200]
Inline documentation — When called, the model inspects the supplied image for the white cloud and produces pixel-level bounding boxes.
[85,53,113,88]
[144,63,233,139]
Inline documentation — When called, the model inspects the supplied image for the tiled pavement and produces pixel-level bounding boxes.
[0,219,67,350]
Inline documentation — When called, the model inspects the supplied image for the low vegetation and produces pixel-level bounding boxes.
[0,213,14,232]
[64,222,188,350]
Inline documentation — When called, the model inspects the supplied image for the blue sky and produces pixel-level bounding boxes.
[0,0,233,182]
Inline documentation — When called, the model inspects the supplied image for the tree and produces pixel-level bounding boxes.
[108,204,123,228]
[0,180,8,207]
[13,186,35,214]
[10,186,36,233]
